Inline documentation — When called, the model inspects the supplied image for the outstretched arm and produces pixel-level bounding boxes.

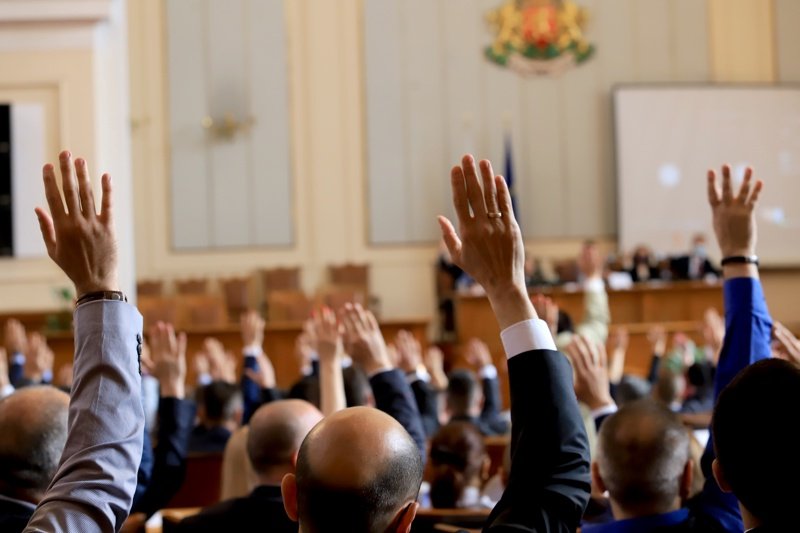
[693,165,772,532]
[438,155,590,532]
[25,151,144,532]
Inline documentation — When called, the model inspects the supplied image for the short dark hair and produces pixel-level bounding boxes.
[597,399,690,514]
[615,375,651,406]
[295,430,423,532]
[713,359,800,527]
[653,368,683,406]
[446,369,478,417]
[429,422,486,508]
[197,381,242,422]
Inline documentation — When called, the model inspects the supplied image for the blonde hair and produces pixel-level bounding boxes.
[220,426,259,500]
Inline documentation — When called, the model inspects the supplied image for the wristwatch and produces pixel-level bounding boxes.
[720,255,759,267]
[76,290,128,307]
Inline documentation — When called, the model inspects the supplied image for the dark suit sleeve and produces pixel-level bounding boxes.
[369,369,427,462]
[8,353,24,388]
[480,373,509,435]
[241,355,262,424]
[646,353,662,385]
[132,397,196,517]
[485,350,591,532]
[410,378,440,437]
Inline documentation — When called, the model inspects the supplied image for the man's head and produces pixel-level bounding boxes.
[446,369,482,419]
[282,406,423,533]
[594,399,692,518]
[196,380,243,428]
[0,386,70,503]
[712,359,800,528]
[247,400,323,486]
[652,368,685,408]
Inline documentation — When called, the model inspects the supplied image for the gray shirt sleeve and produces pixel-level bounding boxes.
[25,300,145,533]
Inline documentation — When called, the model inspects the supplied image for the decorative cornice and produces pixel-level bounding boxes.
[0,0,113,24]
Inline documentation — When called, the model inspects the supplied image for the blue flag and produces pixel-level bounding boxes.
[504,134,519,222]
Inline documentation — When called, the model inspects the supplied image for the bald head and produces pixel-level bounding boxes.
[0,386,69,502]
[597,399,690,516]
[294,407,423,532]
[247,400,322,482]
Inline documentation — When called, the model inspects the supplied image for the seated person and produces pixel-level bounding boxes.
[629,245,661,282]
[653,367,686,412]
[0,387,69,532]
[189,381,242,453]
[178,399,322,532]
[427,422,492,509]
[671,234,719,280]
[445,368,506,436]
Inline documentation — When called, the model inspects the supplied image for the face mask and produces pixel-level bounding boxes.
[693,245,706,258]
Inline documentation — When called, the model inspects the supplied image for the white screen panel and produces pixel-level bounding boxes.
[614,86,800,265]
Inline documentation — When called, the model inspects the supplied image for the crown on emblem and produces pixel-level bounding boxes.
[485,0,595,76]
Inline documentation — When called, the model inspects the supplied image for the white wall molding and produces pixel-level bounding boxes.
[0,1,113,24]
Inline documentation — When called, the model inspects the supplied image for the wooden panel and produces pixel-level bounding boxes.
[774,0,800,82]
[708,0,776,82]
[671,0,710,81]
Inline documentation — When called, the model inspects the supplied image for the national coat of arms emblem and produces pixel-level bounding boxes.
[485,0,595,77]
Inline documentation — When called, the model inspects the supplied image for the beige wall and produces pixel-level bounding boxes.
[1,0,798,326]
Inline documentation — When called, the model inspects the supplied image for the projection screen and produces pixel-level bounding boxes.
[614,85,800,266]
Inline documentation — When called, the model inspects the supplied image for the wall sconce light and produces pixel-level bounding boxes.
[201,113,255,140]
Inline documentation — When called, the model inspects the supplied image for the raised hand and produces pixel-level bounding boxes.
[340,303,392,376]
[647,325,667,358]
[203,338,237,384]
[240,310,266,351]
[608,327,628,385]
[395,330,423,374]
[424,346,449,390]
[464,338,493,369]
[3,319,28,355]
[243,350,277,390]
[707,164,762,260]
[531,294,559,337]
[310,307,346,415]
[26,332,54,383]
[35,151,118,297]
[0,348,9,392]
[310,307,344,363]
[566,335,614,411]
[438,155,536,329]
[773,322,800,366]
[148,322,187,398]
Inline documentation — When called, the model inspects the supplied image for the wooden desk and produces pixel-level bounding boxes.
[455,282,722,406]
[39,317,429,390]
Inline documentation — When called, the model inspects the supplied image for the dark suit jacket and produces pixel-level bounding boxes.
[410,378,441,437]
[133,397,196,517]
[670,256,719,280]
[176,485,296,533]
[0,495,36,533]
[187,425,232,454]
[484,350,591,532]
[370,369,427,462]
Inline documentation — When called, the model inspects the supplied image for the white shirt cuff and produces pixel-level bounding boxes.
[406,368,430,384]
[583,277,605,293]
[11,353,25,365]
[590,403,618,421]
[0,384,14,398]
[197,373,212,386]
[243,345,263,357]
[478,364,498,380]
[500,319,557,358]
